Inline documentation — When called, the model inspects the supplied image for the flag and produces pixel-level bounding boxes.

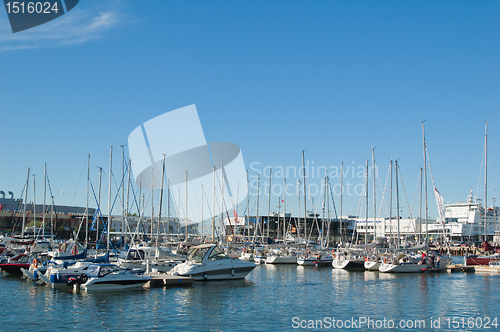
[435,188,445,220]
[90,209,100,231]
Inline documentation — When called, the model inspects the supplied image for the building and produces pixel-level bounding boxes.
[0,194,95,236]
[354,190,500,243]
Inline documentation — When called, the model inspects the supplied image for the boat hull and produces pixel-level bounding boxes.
[364,260,380,271]
[379,262,428,273]
[332,259,365,271]
[465,255,500,266]
[265,256,297,264]
[0,263,30,274]
[82,277,151,291]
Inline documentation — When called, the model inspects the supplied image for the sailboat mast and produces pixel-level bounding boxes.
[107,146,112,252]
[419,167,423,244]
[220,163,224,240]
[33,174,36,236]
[151,168,154,242]
[167,180,170,242]
[372,147,376,241]
[422,122,428,245]
[302,150,307,242]
[283,178,286,240]
[125,159,131,242]
[245,170,249,241]
[484,121,489,242]
[185,170,188,244]
[389,160,393,246]
[256,173,260,239]
[43,163,47,240]
[22,167,30,237]
[340,162,343,244]
[85,155,89,247]
[97,166,102,246]
[365,159,368,245]
[298,180,301,239]
[396,160,400,248]
[212,166,216,242]
[157,155,165,249]
[267,168,272,240]
[120,145,125,240]
[201,185,204,241]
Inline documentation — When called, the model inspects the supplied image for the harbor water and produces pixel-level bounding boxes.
[1,257,499,331]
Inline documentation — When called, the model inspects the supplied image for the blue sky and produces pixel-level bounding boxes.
[0,1,499,221]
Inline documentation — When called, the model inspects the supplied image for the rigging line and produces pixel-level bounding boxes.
[70,157,88,206]
[397,162,412,219]
[410,170,420,220]
[215,168,236,239]
[377,163,391,219]
[110,158,132,214]
[425,146,439,191]
[124,162,162,247]
[476,142,485,198]
[327,177,338,220]
[10,181,28,234]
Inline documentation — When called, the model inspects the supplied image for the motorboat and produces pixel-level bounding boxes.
[168,244,257,280]
[72,263,151,291]
[118,245,186,270]
[0,254,32,274]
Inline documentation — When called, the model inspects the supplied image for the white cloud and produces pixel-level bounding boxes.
[0,1,125,52]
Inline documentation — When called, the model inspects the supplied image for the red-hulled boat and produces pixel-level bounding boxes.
[465,242,500,266]
[0,254,31,274]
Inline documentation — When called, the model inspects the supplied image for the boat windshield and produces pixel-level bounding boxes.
[98,265,127,277]
[208,246,230,261]
[119,249,144,261]
[188,247,211,263]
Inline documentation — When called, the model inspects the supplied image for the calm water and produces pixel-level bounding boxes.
[1,258,500,331]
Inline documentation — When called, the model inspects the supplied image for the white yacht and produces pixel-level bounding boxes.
[378,253,428,273]
[265,248,297,264]
[168,244,257,280]
[76,264,151,291]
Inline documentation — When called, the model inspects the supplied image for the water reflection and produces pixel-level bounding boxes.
[3,264,500,331]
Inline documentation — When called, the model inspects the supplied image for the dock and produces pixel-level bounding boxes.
[423,265,475,273]
[472,266,500,273]
[146,272,195,287]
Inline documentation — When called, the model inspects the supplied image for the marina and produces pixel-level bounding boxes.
[2,256,500,331]
[2,1,500,331]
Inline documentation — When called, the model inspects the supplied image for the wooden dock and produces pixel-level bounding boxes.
[424,265,475,273]
[146,273,195,287]
[472,266,500,273]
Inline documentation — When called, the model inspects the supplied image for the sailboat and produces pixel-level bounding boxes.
[465,122,500,266]
[380,123,429,273]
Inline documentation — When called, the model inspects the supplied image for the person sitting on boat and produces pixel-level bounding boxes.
[421,252,426,264]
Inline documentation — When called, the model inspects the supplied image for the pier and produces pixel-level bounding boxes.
[146,273,194,287]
